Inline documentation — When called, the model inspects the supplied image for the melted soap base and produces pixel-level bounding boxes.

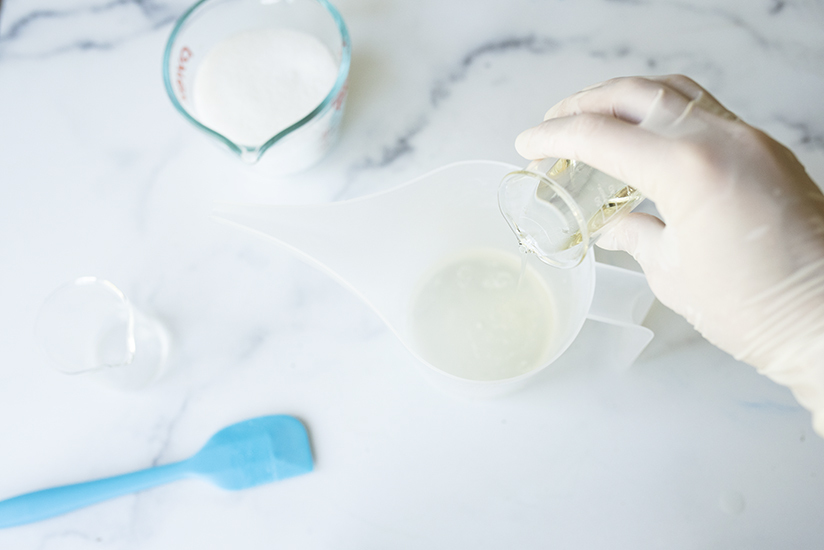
[408,249,555,381]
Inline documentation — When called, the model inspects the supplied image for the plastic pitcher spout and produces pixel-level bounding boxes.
[213,161,527,333]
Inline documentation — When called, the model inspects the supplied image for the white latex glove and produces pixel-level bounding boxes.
[515,75,824,435]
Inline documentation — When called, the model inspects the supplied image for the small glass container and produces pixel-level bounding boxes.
[35,277,169,390]
[163,0,351,175]
[498,158,644,268]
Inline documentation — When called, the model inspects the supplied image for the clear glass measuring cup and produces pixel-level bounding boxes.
[35,277,170,390]
[163,0,351,175]
[498,158,644,268]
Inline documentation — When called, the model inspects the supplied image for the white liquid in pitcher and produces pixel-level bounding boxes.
[408,249,555,381]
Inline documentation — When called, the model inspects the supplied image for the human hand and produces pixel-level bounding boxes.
[515,75,824,434]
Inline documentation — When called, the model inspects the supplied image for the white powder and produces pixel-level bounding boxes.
[193,28,338,147]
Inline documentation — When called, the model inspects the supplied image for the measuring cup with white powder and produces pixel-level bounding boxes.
[164,0,350,175]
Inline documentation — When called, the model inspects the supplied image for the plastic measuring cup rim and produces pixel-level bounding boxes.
[500,167,590,269]
[162,0,352,163]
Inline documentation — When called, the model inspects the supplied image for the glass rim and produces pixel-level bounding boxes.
[35,277,136,375]
[162,0,352,163]
[501,169,590,269]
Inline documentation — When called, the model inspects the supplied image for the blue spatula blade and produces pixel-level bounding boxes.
[193,415,313,489]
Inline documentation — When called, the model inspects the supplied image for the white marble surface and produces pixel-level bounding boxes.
[2,0,824,547]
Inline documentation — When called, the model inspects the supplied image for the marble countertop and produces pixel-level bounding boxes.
[2,0,824,548]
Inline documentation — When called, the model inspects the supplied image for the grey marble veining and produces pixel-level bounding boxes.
[0,0,183,58]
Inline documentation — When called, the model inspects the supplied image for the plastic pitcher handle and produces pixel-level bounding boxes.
[0,461,190,529]
[586,262,655,369]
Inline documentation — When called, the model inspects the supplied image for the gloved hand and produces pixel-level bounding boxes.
[515,75,824,435]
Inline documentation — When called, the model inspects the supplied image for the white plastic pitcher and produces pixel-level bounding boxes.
[213,161,654,397]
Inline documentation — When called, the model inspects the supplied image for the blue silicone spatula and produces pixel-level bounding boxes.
[0,415,313,529]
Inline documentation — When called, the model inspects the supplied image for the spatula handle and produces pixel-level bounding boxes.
[0,461,190,529]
